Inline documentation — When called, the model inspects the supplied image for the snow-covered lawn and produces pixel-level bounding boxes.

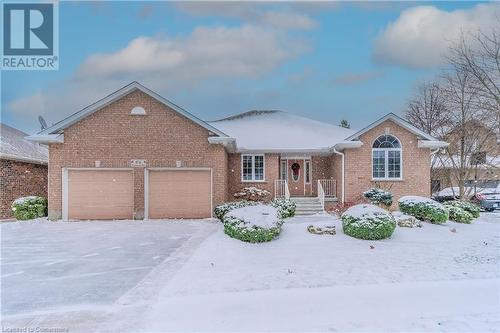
[143,212,500,332]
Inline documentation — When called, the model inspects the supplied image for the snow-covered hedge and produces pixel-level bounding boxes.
[446,206,473,224]
[443,200,480,218]
[270,198,296,219]
[223,205,282,243]
[363,188,393,207]
[341,204,396,240]
[233,187,270,201]
[214,200,257,220]
[398,196,449,224]
[11,196,47,221]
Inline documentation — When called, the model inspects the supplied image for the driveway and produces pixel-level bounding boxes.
[1,219,217,322]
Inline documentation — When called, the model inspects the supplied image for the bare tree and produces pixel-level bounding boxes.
[404,81,450,138]
[449,26,500,120]
[405,25,500,199]
[440,66,484,198]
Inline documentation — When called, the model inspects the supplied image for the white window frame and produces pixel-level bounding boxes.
[371,136,403,181]
[241,154,266,182]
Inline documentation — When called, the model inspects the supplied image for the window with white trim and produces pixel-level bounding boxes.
[241,154,265,181]
[372,135,402,179]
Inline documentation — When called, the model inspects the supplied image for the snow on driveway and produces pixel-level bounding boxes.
[143,213,500,332]
[1,219,217,318]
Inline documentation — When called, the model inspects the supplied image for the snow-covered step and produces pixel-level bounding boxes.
[291,197,324,216]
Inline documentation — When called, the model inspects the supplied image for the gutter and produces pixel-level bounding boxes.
[26,134,64,144]
[0,153,48,165]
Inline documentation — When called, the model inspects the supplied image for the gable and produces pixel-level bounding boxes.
[61,89,214,145]
[344,113,448,150]
[33,82,227,138]
[357,119,420,147]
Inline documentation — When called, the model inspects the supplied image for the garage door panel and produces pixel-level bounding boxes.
[149,170,211,219]
[68,170,134,220]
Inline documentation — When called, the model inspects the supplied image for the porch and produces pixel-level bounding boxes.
[274,178,337,213]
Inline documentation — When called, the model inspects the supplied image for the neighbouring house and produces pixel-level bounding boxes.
[431,121,499,194]
[28,82,447,221]
[0,123,48,219]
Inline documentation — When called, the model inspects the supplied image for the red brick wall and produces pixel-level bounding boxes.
[343,119,431,205]
[47,89,228,220]
[227,153,279,201]
[0,159,48,219]
[311,156,335,196]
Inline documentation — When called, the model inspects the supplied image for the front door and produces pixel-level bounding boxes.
[284,159,312,196]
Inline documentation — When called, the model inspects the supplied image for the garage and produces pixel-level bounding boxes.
[147,169,212,219]
[66,169,134,220]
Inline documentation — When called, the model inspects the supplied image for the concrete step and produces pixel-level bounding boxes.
[295,211,323,216]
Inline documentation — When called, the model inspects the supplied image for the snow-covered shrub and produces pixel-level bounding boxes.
[11,196,47,220]
[270,198,296,219]
[223,205,282,243]
[341,204,396,240]
[214,200,258,220]
[443,200,480,219]
[392,211,422,228]
[363,188,393,207]
[446,206,473,224]
[398,196,449,224]
[233,187,271,201]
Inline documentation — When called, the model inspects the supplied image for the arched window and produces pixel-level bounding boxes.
[372,135,402,179]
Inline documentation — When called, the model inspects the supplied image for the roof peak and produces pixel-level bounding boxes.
[213,110,284,122]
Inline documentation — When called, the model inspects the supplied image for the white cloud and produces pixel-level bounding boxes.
[260,11,317,30]
[8,24,308,130]
[77,25,306,81]
[175,2,318,31]
[373,3,500,68]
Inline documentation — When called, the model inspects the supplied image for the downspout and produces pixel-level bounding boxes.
[430,148,441,195]
[332,147,345,204]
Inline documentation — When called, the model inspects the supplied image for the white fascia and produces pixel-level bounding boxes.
[236,147,333,155]
[208,137,237,152]
[26,134,64,144]
[0,154,48,165]
[333,141,363,150]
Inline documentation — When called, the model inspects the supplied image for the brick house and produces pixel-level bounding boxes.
[1,123,48,219]
[28,82,448,220]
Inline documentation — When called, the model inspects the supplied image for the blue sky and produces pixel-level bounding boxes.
[1,1,497,134]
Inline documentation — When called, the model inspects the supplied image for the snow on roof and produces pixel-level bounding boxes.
[209,110,356,151]
[0,123,48,164]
